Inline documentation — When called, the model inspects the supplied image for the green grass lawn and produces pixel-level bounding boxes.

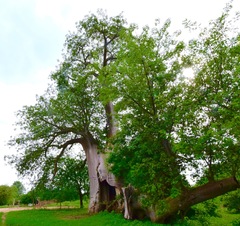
[44,200,84,209]
[0,212,3,226]
[5,209,88,226]
[3,205,240,226]
[208,208,240,226]
[4,209,158,226]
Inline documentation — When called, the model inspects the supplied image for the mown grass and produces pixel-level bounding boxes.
[208,208,240,226]
[73,211,158,226]
[5,208,88,226]
[0,212,3,226]
[5,209,158,226]
[45,200,84,209]
[3,204,240,226]
[183,205,240,226]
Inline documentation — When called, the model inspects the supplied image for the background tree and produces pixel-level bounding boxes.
[31,156,89,208]
[20,190,37,205]
[11,181,25,204]
[0,185,13,205]
[35,185,78,207]
[53,155,89,208]
[12,181,25,196]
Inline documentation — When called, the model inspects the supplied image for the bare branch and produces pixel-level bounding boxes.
[54,137,85,175]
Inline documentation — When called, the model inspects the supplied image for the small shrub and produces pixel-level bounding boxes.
[231,218,240,226]
[224,189,240,213]
[184,200,220,225]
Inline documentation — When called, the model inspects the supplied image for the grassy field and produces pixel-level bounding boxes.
[208,209,240,226]
[4,208,240,226]
[0,212,3,225]
[4,209,157,226]
[2,200,240,226]
[44,200,84,208]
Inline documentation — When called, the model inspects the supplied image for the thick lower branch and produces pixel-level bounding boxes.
[151,177,240,224]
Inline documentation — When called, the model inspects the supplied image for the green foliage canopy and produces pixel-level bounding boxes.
[108,4,240,209]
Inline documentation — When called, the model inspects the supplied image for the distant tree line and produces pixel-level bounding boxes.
[0,181,25,205]
[0,156,89,208]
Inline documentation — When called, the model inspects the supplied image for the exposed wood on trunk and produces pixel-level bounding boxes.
[122,185,147,220]
[122,186,133,220]
[97,153,118,187]
[123,186,135,219]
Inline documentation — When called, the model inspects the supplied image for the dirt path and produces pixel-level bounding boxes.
[0,207,33,213]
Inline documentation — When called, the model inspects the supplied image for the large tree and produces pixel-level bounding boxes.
[8,11,130,213]
[109,4,240,223]
[49,11,131,212]
[8,5,240,224]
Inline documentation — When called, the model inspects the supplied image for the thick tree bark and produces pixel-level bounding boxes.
[81,133,119,213]
[105,102,117,138]
[81,136,100,212]
[149,177,240,224]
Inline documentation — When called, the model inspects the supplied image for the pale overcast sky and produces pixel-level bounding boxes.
[0,0,238,188]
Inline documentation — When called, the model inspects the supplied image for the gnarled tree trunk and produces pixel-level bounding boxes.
[76,98,126,214]
[80,101,121,213]
[81,135,117,213]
